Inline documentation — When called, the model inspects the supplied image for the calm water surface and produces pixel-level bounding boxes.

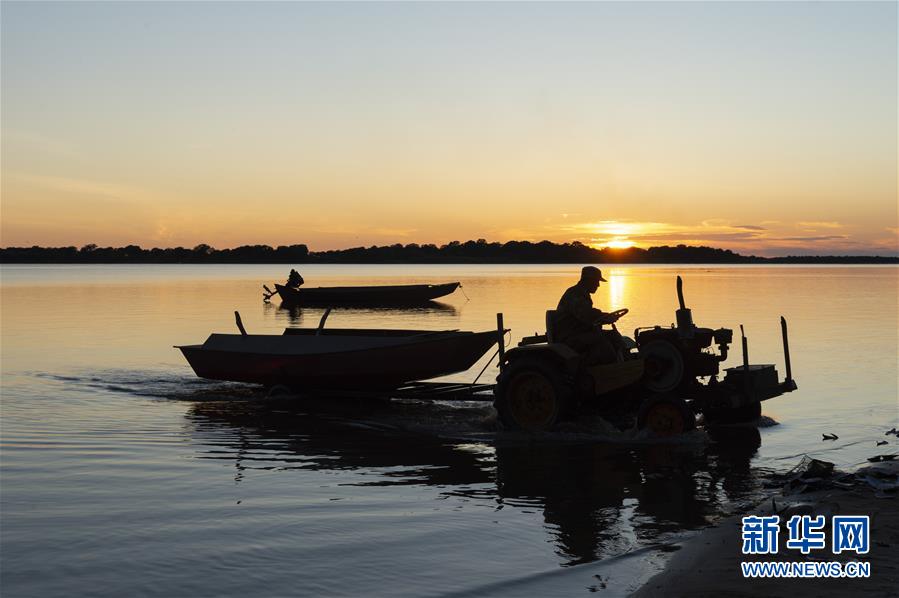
[2,264,897,596]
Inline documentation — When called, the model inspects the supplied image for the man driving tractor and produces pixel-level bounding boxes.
[554,266,627,364]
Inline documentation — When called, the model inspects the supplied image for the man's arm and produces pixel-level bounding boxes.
[567,293,605,327]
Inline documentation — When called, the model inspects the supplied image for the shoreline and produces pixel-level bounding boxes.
[632,460,898,597]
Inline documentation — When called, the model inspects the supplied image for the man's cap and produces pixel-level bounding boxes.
[581,266,607,282]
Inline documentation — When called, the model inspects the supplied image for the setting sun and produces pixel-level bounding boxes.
[583,221,643,250]
[604,239,636,249]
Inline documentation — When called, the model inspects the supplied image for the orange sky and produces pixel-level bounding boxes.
[2,3,896,256]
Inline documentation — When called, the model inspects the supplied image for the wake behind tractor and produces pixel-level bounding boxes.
[493,276,798,436]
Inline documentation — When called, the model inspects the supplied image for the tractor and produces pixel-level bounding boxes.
[493,276,798,436]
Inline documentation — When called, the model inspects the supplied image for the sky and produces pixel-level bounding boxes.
[2,1,896,257]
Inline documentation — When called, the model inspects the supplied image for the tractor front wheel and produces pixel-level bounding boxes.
[495,358,572,432]
[703,401,762,425]
[637,394,695,438]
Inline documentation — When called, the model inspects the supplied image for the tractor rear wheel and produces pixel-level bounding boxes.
[495,358,572,432]
[637,394,695,438]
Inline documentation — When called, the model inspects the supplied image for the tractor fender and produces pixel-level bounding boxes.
[502,344,581,375]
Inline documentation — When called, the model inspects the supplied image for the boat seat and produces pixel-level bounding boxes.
[545,310,558,343]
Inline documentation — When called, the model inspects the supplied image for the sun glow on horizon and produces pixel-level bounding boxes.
[584,221,646,250]
[602,239,637,250]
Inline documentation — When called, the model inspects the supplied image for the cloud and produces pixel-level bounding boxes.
[370,228,418,237]
[626,231,765,242]
[559,219,768,245]
[11,173,150,203]
[734,224,766,231]
[771,235,849,242]
[5,130,83,161]
[798,221,844,229]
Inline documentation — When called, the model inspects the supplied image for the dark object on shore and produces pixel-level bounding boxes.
[886,427,898,436]
[493,276,797,435]
[272,281,461,306]
[822,433,839,440]
[857,460,899,498]
[177,310,499,390]
[877,440,889,446]
[781,456,836,494]
[774,457,897,498]
[789,456,835,478]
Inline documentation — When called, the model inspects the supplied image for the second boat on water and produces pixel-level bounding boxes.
[273,281,461,306]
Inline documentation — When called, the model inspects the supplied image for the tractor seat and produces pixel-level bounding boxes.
[548,307,637,353]
[545,309,558,343]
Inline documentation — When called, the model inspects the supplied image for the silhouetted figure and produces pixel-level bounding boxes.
[286,269,304,289]
[554,266,625,364]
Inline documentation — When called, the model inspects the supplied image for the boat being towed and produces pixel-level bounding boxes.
[177,312,501,391]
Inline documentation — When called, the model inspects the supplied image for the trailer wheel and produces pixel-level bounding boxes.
[704,401,762,425]
[495,358,572,431]
[637,394,695,438]
[265,384,293,399]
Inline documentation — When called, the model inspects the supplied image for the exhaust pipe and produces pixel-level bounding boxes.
[675,275,694,333]
[496,312,506,365]
[740,324,749,371]
[781,316,793,383]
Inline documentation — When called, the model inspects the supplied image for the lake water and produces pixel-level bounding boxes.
[1,264,897,596]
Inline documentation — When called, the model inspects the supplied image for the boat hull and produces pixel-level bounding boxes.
[179,329,498,390]
[274,282,460,306]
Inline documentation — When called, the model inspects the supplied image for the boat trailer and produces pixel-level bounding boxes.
[284,380,498,402]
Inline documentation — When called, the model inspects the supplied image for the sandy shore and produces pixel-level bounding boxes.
[633,461,898,597]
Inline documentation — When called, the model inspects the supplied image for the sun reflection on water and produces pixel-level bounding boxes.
[606,268,627,310]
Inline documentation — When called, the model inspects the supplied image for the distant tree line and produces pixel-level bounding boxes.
[0,240,896,264]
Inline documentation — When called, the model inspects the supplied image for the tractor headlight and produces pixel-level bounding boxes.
[713,328,733,345]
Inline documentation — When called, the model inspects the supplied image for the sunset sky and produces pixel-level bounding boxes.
[2,2,896,256]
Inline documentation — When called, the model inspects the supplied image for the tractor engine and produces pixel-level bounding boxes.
[635,277,732,393]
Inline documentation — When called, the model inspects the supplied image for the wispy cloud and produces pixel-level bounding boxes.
[12,173,150,203]
[5,130,84,161]
[798,221,844,229]
[771,235,848,242]
[371,228,418,237]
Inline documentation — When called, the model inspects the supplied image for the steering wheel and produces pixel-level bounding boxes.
[597,308,628,327]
